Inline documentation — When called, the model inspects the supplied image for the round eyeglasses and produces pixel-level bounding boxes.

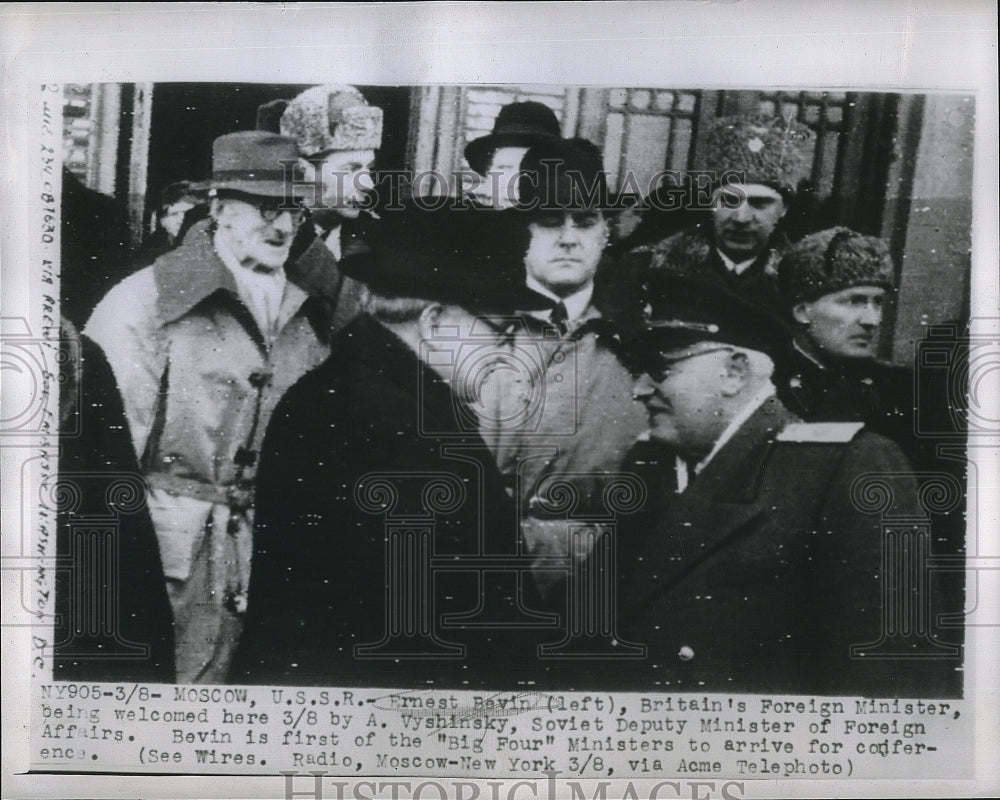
[256,204,305,224]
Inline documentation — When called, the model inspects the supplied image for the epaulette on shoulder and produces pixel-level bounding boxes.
[775,421,865,443]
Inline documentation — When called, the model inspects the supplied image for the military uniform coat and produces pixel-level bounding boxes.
[627,225,788,314]
[777,346,967,670]
[777,346,925,464]
[613,395,955,696]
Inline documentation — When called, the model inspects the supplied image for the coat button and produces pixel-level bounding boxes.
[678,645,695,661]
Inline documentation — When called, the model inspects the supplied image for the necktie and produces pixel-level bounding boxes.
[549,301,569,334]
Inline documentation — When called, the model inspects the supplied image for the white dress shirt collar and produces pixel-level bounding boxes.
[321,224,342,261]
[525,278,594,323]
[716,248,757,276]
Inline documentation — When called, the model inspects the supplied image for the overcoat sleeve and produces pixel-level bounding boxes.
[83,268,167,463]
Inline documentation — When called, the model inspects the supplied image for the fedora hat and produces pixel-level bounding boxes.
[211,131,302,199]
[256,98,290,133]
[513,137,620,215]
[464,101,562,176]
[339,197,554,315]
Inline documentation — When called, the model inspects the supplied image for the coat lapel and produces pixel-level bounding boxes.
[153,221,240,326]
[626,397,797,606]
[153,219,332,338]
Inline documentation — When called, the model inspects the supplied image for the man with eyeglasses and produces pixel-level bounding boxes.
[613,272,956,696]
[85,131,333,683]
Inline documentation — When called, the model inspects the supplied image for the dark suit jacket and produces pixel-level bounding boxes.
[615,395,958,696]
[230,315,546,687]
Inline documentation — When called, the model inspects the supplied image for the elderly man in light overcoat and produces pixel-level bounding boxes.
[86,131,332,682]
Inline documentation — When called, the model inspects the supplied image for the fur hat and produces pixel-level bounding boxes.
[464,101,562,176]
[703,115,816,195]
[211,131,302,199]
[778,227,896,304]
[256,99,290,133]
[280,85,383,157]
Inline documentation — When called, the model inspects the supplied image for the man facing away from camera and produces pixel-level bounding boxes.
[229,198,557,688]
[280,84,384,333]
[611,271,959,696]
[85,131,332,683]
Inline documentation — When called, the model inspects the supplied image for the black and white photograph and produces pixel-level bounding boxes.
[2,3,997,799]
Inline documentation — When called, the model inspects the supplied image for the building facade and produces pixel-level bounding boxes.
[63,83,973,362]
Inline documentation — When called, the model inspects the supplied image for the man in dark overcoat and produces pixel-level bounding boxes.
[54,319,175,683]
[776,227,966,675]
[230,199,557,688]
[613,273,960,696]
[776,227,921,458]
[624,115,815,314]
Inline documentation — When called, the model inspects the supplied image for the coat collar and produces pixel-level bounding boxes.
[152,220,332,329]
[626,396,799,603]
[657,224,786,279]
[345,315,481,436]
[692,394,799,504]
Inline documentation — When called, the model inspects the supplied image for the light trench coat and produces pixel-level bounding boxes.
[85,221,331,682]
[479,303,647,592]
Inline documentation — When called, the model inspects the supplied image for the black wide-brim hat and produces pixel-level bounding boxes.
[513,137,623,216]
[339,196,555,315]
[463,101,563,176]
